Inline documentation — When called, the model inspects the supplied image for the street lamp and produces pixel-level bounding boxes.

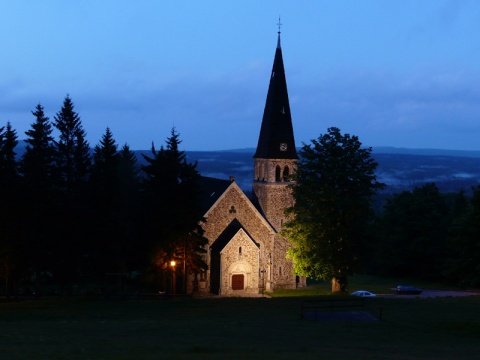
[170,260,176,294]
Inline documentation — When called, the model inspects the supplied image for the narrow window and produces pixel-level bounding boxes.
[283,166,290,181]
[279,267,282,276]
[239,247,242,254]
[275,165,281,182]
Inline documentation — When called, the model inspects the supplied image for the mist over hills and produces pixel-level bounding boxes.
[135,147,480,193]
[14,141,480,193]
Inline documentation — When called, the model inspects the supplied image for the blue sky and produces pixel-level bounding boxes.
[1,0,479,151]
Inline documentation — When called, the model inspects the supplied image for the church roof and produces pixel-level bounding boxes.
[210,218,259,252]
[254,32,298,160]
[198,176,232,212]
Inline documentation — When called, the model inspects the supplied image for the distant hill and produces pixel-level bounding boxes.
[141,147,480,193]
[14,141,480,193]
[372,146,480,158]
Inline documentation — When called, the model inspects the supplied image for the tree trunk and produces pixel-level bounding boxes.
[331,276,348,293]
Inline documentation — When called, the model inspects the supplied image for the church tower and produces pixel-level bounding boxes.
[253,28,297,232]
[196,25,305,295]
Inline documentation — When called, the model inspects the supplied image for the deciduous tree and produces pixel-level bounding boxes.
[284,127,384,292]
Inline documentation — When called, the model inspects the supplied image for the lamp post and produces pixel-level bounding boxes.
[170,260,176,295]
[260,269,266,296]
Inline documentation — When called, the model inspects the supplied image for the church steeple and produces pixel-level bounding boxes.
[254,27,297,160]
[252,26,297,233]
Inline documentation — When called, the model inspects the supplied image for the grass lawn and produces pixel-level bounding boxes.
[1,277,479,359]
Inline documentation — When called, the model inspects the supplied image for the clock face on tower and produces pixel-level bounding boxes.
[280,143,287,151]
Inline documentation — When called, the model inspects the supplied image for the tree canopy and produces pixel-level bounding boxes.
[141,128,207,292]
[284,127,384,292]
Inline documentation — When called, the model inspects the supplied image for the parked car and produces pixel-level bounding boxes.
[395,285,422,295]
[351,290,376,297]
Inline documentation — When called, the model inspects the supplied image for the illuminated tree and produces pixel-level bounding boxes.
[284,127,384,292]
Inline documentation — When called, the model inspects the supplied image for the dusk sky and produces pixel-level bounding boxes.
[1,1,480,151]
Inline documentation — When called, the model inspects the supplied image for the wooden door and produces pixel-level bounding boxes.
[231,274,244,290]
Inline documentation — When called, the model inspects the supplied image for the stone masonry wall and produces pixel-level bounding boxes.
[200,183,275,293]
[220,229,259,295]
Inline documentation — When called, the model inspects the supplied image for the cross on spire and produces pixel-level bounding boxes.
[276,17,282,49]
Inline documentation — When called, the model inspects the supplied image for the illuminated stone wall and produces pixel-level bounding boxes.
[219,229,259,295]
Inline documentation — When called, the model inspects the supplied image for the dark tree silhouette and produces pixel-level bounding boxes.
[54,95,91,192]
[88,128,124,283]
[21,104,57,189]
[52,95,91,291]
[0,121,20,298]
[19,105,58,293]
[141,128,207,293]
[445,185,480,287]
[374,183,449,280]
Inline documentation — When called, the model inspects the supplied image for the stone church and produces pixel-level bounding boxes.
[195,31,307,296]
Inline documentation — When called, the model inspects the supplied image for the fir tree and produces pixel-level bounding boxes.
[0,121,20,298]
[141,128,207,293]
[54,95,91,192]
[21,104,57,190]
[0,121,19,185]
[52,95,91,290]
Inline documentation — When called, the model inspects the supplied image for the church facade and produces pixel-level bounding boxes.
[196,31,306,295]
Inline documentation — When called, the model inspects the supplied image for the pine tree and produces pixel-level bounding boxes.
[0,121,20,298]
[0,121,19,185]
[141,128,207,293]
[21,104,57,190]
[88,128,122,280]
[92,127,119,189]
[54,95,91,192]
[18,105,58,287]
[52,95,91,290]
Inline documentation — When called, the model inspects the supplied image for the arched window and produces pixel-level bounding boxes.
[275,165,281,182]
[259,163,265,181]
[239,247,242,254]
[283,166,290,181]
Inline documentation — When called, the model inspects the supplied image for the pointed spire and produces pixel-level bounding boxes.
[254,24,297,160]
[277,17,282,49]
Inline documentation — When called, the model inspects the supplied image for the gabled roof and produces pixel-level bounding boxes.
[203,180,276,234]
[210,218,259,252]
[254,32,298,160]
[198,176,232,212]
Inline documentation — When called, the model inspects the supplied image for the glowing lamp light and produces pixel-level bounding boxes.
[170,260,176,267]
